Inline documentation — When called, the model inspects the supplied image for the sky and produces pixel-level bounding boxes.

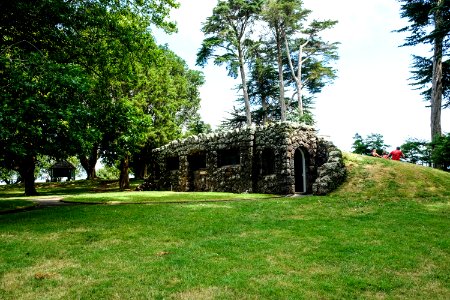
[154,0,450,152]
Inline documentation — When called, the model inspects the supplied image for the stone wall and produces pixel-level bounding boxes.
[141,122,346,195]
[151,127,255,193]
[312,141,347,195]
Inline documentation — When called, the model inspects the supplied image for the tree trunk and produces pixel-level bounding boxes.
[430,2,443,141]
[284,35,305,119]
[133,148,151,179]
[262,95,268,126]
[238,46,252,126]
[276,27,286,122]
[119,154,130,190]
[20,155,38,196]
[79,145,99,180]
[297,43,304,118]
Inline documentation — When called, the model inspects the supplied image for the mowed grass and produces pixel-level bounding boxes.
[64,191,278,204]
[0,179,144,200]
[0,153,449,299]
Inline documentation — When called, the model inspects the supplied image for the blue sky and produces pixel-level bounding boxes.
[154,0,449,151]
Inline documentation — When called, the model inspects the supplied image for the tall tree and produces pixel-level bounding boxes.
[284,19,339,119]
[261,0,338,122]
[261,0,291,121]
[222,38,280,129]
[397,0,450,141]
[271,0,310,118]
[225,1,338,127]
[0,51,91,195]
[132,47,204,180]
[65,1,181,181]
[0,0,179,195]
[197,0,263,126]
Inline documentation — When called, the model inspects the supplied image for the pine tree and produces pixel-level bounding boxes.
[396,0,450,140]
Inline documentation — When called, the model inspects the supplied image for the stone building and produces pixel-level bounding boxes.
[142,122,346,195]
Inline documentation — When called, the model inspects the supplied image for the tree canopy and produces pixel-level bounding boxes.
[352,133,390,156]
[396,0,450,140]
[204,0,339,128]
[0,0,204,194]
[197,0,264,126]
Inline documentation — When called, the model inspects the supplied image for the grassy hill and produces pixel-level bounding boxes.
[337,152,450,200]
[0,153,449,299]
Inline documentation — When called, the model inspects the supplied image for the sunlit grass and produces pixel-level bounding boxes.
[1,195,448,299]
[64,191,278,204]
[335,153,450,200]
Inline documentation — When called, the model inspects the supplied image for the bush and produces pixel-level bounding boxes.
[431,133,450,171]
[97,165,120,180]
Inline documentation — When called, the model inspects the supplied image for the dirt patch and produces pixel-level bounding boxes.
[171,286,234,300]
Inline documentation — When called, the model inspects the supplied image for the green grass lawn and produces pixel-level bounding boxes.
[64,191,278,204]
[0,153,449,299]
[0,200,37,213]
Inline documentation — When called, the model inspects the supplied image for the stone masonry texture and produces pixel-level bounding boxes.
[139,122,346,195]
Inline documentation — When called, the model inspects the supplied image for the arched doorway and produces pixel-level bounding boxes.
[294,148,306,193]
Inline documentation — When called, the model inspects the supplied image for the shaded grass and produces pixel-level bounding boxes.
[0,200,37,213]
[0,179,145,211]
[0,179,144,199]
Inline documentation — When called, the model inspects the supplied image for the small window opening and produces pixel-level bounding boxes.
[261,148,275,175]
[188,152,207,171]
[166,156,180,171]
[153,162,161,179]
[218,148,240,167]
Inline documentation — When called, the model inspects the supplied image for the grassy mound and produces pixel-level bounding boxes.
[336,152,450,200]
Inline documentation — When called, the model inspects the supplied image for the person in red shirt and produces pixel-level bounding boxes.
[388,147,405,161]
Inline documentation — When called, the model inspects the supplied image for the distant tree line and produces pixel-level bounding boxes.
[0,0,205,195]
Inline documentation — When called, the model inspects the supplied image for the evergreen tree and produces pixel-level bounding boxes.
[197,0,264,126]
[431,133,450,170]
[223,0,339,127]
[401,138,432,166]
[261,0,338,121]
[352,133,389,156]
[351,133,369,155]
[396,0,450,140]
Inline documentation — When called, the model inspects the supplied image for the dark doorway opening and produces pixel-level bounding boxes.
[261,148,275,175]
[294,148,306,193]
[188,152,207,191]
